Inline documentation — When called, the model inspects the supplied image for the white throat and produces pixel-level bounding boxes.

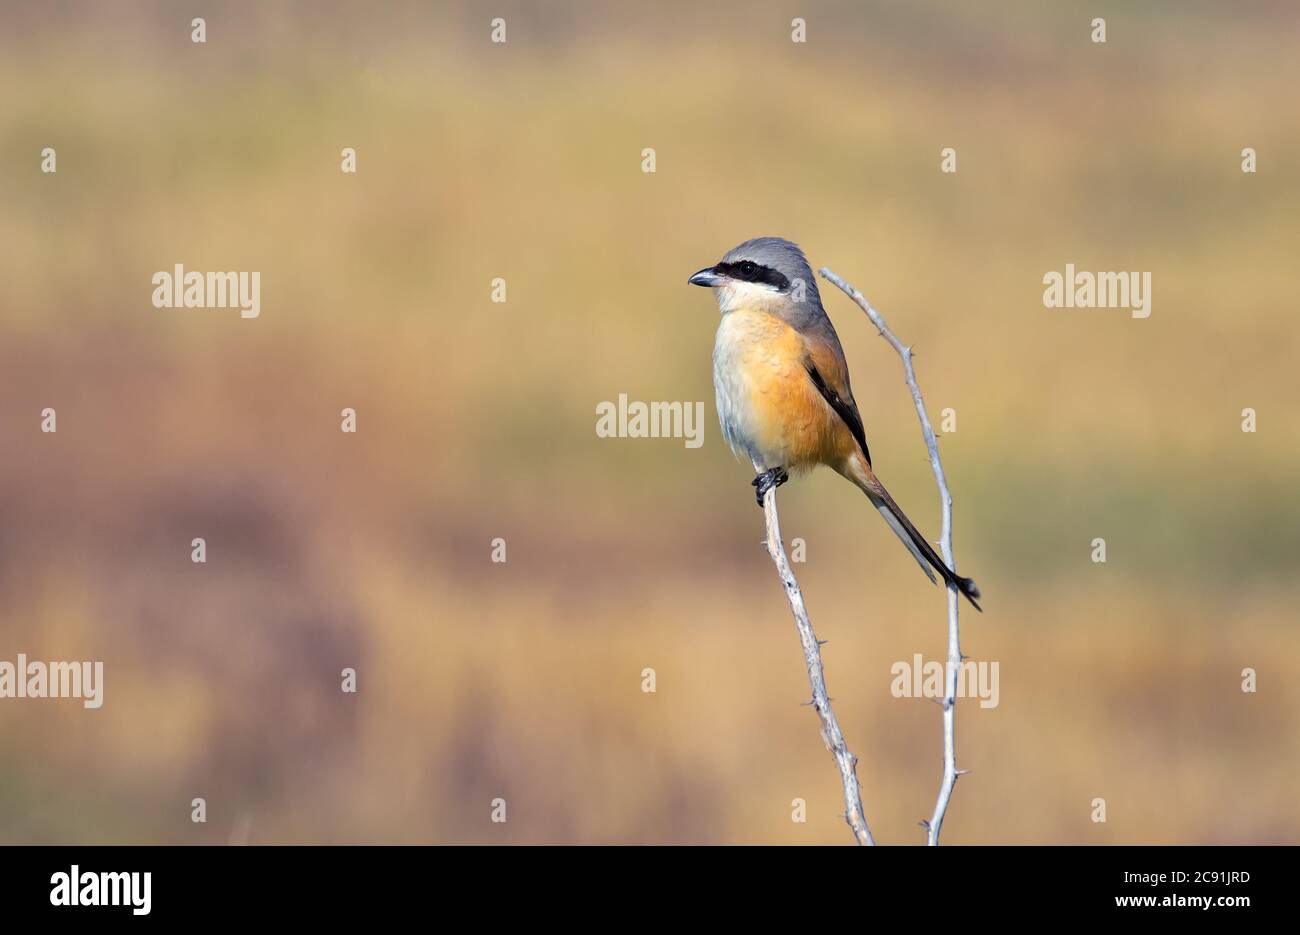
[714,279,783,315]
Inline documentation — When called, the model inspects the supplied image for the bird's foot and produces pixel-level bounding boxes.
[751,466,789,506]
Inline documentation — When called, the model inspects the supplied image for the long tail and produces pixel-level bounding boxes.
[845,454,982,612]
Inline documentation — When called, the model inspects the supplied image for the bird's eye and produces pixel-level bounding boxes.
[738,261,757,278]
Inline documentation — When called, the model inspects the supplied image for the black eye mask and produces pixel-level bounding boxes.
[714,260,791,292]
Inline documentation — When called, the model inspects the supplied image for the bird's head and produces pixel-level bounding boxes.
[688,236,820,315]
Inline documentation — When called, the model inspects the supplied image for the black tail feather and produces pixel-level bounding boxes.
[873,486,982,612]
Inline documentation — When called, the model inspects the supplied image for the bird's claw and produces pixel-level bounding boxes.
[752,467,789,506]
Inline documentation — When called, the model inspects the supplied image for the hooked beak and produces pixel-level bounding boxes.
[688,265,727,288]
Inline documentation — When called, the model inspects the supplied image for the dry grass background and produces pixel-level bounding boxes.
[0,1,1298,843]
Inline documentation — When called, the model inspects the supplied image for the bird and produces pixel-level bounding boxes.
[688,236,982,611]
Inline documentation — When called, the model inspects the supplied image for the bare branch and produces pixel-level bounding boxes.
[752,456,875,846]
[818,266,967,847]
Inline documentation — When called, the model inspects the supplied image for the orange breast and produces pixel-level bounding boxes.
[719,310,856,470]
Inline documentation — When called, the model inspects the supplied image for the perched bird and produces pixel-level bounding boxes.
[689,236,981,610]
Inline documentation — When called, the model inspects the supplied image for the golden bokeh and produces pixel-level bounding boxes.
[1,1,1296,843]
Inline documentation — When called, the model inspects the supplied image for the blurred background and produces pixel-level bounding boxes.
[1,1,1297,844]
